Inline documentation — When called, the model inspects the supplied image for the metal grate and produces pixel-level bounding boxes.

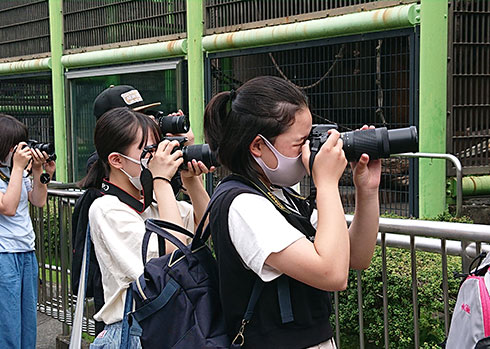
[0,0,50,59]
[0,75,54,145]
[205,0,417,32]
[69,68,179,182]
[63,0,187,52]
[207,31,418,216]
[448,0,490,175]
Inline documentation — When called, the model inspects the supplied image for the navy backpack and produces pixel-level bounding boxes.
[123,180,264,349]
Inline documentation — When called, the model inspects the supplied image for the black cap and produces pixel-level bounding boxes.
[93,85,161,120]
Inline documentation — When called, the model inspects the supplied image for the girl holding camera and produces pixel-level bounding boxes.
[80,107,212,348]
[204,76,381,348]
[0,113,56,348]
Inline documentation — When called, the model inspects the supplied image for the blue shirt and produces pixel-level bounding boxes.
[0,167,35,252]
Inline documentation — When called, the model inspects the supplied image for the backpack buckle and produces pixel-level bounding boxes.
[232,319,248,347]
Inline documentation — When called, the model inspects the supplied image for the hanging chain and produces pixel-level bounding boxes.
[268,44,345,90]
[375,39,387,126]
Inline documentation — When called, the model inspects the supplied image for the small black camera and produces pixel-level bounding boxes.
[145,136,219,170]
[27,140,56,162]
[309,124,418,163]
[145,110,190,135]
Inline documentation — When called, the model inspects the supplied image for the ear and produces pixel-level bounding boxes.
[107,152,123,169]
[249,135,264,157]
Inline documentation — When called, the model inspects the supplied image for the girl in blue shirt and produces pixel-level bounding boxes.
[0,113,56,348]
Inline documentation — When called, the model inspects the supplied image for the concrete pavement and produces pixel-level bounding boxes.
[37,311,63,348]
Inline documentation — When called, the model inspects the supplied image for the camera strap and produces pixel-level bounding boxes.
[307,140,321,215]
[0,168,9,184]
[226,174,316,239]
[100,178,147,214]
[100,178,166,256]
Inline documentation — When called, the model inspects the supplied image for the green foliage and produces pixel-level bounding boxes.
[429,210,473,224]
[82,332,95,343]
[335,248,462,348]
[381,210,474,224]
[41,204,61,258]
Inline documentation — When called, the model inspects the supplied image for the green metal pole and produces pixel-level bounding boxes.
[186,0,205,144]
[49,0,68,182]
[418,0,448,218]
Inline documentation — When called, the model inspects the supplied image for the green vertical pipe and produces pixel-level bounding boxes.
[49,0,68,182]
[418,0,448,218]
[186,0,205,144]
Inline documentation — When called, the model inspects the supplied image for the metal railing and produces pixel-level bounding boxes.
[393,152,464,217]
[33,187,490,346]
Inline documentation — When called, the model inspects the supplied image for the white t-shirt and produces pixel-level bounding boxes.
[88,194,194,324]
[228,188,317,282]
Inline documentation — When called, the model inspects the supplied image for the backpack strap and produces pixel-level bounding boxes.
[128,278,180,338]
[277,276,294,324]
[231,276,292,347]
[232,278,265,347]
[120,287,134,349]
[192,177,252,246]
[141,219,194,265]
[69,224,91,349]
[143,220,210,286]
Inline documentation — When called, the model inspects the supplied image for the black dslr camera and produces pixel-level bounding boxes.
[27,140,57,162]
[145,110,190,135]
[145,136,219,170]
[308,125,418,163]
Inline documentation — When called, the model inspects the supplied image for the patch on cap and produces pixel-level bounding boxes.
[120,90,144,106]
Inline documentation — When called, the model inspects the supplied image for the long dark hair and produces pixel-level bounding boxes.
[79,107,160,189]
[0,113,28,162]
[204,76,308,179]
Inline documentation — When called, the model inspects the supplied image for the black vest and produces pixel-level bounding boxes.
[210,175,333,349]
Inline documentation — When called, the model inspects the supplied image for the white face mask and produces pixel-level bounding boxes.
[0,151,13,167]
[252,134,307,187]
[118,153,148,191]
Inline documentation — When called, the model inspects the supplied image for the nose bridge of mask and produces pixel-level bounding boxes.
[118,153,140,164]
[119,153,150,169]
[258,134,301,162]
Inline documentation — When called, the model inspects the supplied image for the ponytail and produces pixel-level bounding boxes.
[204,91,233,153]
[78,157,107,189]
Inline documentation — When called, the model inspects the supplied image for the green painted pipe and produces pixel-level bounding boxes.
[186,0,204,145]
[0,58,51,75]
[202,4,420,52]
[61,40,187,68]
[448,176,490,197]
[418,0,448,218]
[49,0,68,182]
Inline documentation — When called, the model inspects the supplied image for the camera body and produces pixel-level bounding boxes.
[308,124,418,162]
[26,140,57,161]
[147,136,219,170]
